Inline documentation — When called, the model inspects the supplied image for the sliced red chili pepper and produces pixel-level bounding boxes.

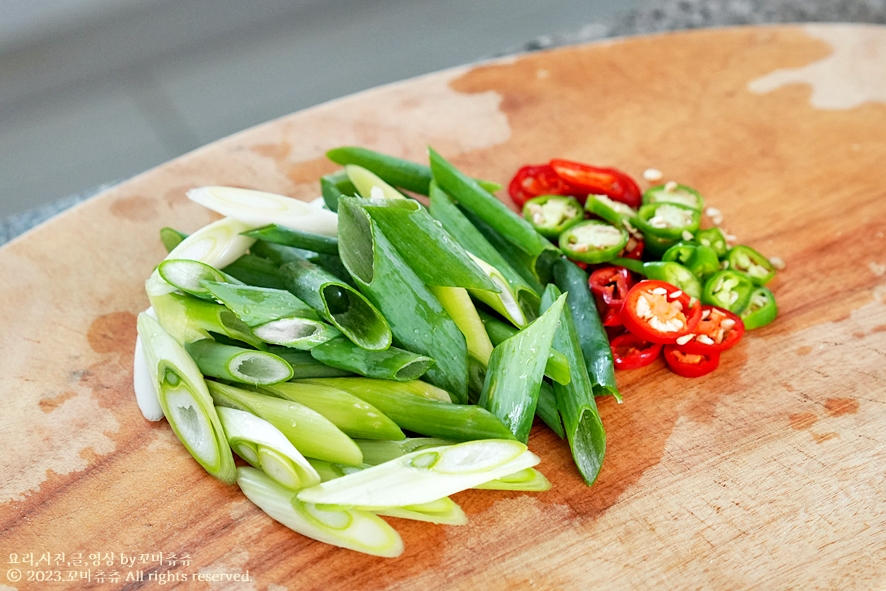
[680,305,745,354]
[589,266,634,306]
[611,332,662,370]
[590,266,635,327]
[622,236,645,260]
[508,164,575,207]
[549,159,642,208]
[620,280,701,345]
[663,345,720,377]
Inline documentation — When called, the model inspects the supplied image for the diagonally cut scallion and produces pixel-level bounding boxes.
[148,292,264,349]
[297,439,539,508]
[207,380,363,466]
[258,381,405,441]
[427,286,493,366]
[474,467,551,492]
[157,259,243,300]
[216,406,320,490]
[237,467,404,557]
[187,186,338,236]
[309,337,435,382]
[346,164,408,200]
[136,313,236,483]
[185,340,294,385]
[133,309,164,421]
[298,378,514,442]
[478,309,571,386]
[241,225,339,254]
[478,293,567,443]
[265,347,353,378]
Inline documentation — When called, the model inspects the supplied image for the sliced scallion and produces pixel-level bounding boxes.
[237,467,403,557]
[157,259,242,300]
[136,313,236,483]
[478,294,567,443]
[346,164,408,200]
[241,225,339,255]
[149,292,264,349]
[297,439,539,508]
[309,337,435,381]
[207,381,363,466]
[217,406,320,490]
[258,381,405,441]
[185,340,293,385]
[187,186,338,236]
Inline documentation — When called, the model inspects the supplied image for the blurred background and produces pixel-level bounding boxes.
[1,0,884,230]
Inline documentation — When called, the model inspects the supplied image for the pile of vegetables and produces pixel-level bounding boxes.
[508,159,779,378]
[134,147,617,557]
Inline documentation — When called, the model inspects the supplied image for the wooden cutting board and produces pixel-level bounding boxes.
[2,24,884,591]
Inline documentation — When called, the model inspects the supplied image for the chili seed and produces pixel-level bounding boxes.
[676,333,694,345]
[669,290,683,299]
[697,334,715,345]
[651,287,668,295]
[664,181,678,192]
[643,168,664,181]
[769,256,786,270]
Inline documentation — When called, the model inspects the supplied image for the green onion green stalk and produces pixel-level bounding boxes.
[337,197,470,402]
[310,336,435,381]
[296,378,515,442]
[185,339,294,385]
[478,293,566,443]
[541,284,606,485]
[207,380,363,466]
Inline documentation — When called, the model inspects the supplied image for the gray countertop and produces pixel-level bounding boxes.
[2,0,883,247]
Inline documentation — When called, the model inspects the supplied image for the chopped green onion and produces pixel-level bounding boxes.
[429,286,493,366]
[478,309,571,386]
[310,337,435,381]
[478,294,567,443]
[133,309,164,421]
[346,164,408,200]
[429,147,559,285]
[337,198,469,401]
[465,254,527,328]
[297,378,514,442]
[207,381,363,466]
[222,254,287,290]
[263,250,393,352]
[297,439,539,508]
[185,340,294,385]
[265,347,354,378]
[136,313,236,483]
[159,227,188,252]
[541,284,606,485]
[355,438,457,465]
[187,186,338,236]
[149,292,264,349]
[374,497,468,526]
[536,381,566,439]
[553,259,621,402]
[258,381,405,441]
[474,467,551,492]
[217,406,320,489]
[237,467,403,557]
[320,170,357,213]
[157,259,242,300]
[241,225,339,255]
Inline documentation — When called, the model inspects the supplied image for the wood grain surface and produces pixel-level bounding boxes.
[1,24,885,591]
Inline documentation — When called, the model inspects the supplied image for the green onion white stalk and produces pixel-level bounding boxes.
[217,407,321,490]
[466,255,527,328]
[187,186,338,236]
[474,468,551,492]
[237,467,404,557]
[185,340,294,385]
[429,286,493,366]
[133,308,164,421]
[258,381,405,441]
[297,439,539,508]
[137,313,236,483]
[208,381,363,466]
[374,497,468,526]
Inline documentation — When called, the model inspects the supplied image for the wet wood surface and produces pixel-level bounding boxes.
[1,24,885,590]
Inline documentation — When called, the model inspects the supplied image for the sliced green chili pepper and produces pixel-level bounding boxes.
[642,261,703,300]
[585,194,638,227]
[522,195,583,239]
[642,232,678,259]
[559,220,628,264]
[726,245,776,286]
[662,242,721,282]
[702,270,755,314]
[740,286,778,329]
[695,227,729,258]
[642,183,704,211]
[635,202,701,241]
